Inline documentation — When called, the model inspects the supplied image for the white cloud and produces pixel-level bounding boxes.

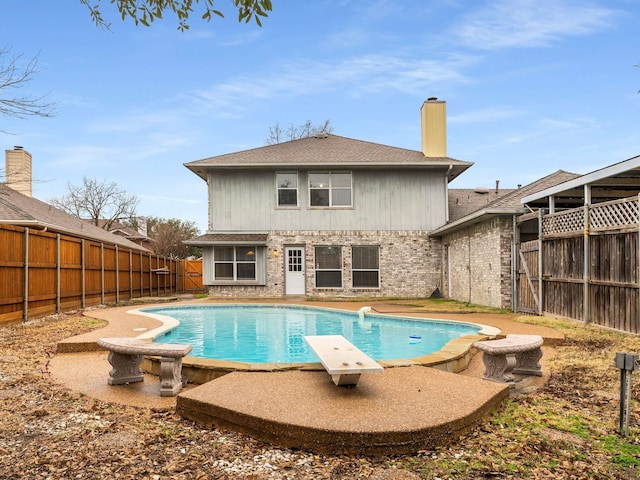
[46,145,122,168]
[186,53,476,116]
[453,0,618,50]
[449,107,525,124]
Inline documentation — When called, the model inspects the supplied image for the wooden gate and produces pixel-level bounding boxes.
[517,239,540,314]
[181,259,205,292]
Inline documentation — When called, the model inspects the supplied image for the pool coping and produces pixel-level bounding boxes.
[129,303,502,384]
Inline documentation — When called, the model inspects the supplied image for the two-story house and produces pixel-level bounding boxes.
[185,99,472,298]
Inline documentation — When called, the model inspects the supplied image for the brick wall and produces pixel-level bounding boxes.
[441,217,513,309]
[207,230,441,298]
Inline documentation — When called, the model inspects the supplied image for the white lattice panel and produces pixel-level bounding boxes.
[542,209,584,235]
[541,197,639,235]
[590,197,639,230]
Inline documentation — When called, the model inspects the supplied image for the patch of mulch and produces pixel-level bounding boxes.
[0,312,638,479]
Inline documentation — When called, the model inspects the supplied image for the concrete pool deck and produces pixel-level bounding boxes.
[48,298,563,455]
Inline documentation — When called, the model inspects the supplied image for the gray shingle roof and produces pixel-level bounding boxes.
[0,183,149,251]
[185,134,473,182]
[448,170,580,221]
[448,188,518,222]
[185,233,268,245]
[434,170,581,236]
[480,170,580,210]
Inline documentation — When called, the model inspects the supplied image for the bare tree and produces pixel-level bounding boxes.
[144,216,201,259]
[49,177,139,230]
[266,119,333,145]
[81,0,273,31]
[0,47,56,132]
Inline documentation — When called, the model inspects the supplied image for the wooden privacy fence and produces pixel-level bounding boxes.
[0,224,205,325]
[516,196,640,334]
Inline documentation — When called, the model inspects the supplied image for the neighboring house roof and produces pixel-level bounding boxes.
[184,134,473,182]
[431,170,580,236]
[0,183,149,251]
[185,233,269,246]
[92,219,154,242]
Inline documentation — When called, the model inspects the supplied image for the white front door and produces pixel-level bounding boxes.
[285,247,305,295]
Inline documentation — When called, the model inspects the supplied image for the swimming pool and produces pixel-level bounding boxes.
[140,304,487,363]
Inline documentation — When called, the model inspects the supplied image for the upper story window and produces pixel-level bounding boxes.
[309,172,352,207]
[276,172,298,207]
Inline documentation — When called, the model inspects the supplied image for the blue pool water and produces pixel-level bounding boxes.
[144,305,482,363]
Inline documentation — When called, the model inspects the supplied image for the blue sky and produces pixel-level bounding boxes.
[2,1,639,232]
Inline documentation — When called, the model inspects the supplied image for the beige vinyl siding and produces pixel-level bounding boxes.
[208,169,448,231]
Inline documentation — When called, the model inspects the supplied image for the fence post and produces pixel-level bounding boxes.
[157,254,161,296]
[56,234,61,314]
[81,239,86,309]
[583,204,590,325]
[177,259,181,293]
[115,245,120,304]
[23,227,29,322]
[537,209,543,315]
[100,243,105,305]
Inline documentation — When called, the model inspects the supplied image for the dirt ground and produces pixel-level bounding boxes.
[0,309,639,479]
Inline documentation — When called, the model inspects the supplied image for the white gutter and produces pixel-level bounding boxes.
[429,207,525,237]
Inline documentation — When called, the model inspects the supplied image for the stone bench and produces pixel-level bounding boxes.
[304,335,383,386]
[97,337,192,397]
[473,334,543,384]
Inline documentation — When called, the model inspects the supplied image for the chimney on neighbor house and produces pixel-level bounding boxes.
[421,97,447,158]
[5,146,33,197]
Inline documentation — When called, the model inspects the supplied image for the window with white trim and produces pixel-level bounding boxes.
[315,246,342,288]
[309,172,352,207]
[276,172,298,207]
[352,246,380,288]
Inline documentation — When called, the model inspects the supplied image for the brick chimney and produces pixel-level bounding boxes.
[421,98,446,158]
[5,146,33,197]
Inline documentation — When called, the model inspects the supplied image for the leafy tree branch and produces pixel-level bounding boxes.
[81,0,273,31]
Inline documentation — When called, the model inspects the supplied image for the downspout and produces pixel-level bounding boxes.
[511,214,518,312]
[445,165,452,222]
[468,228,472,304]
